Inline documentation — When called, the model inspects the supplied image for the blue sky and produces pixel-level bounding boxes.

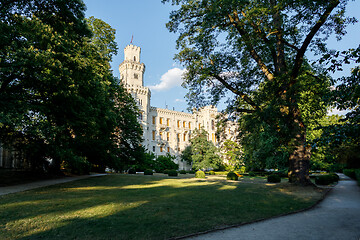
[83,0,360,113]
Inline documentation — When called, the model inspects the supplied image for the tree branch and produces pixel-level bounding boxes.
[211,73,258,110]
[228,11,275,82]
[291,0,340,81]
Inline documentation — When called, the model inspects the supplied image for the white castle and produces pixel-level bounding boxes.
[119,44,236,170]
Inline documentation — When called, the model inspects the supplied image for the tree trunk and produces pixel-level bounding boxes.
[288,114,313,185]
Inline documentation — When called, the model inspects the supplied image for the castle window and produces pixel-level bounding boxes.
[212,133,215,142]
[152,116,155,124]
[159,132,163,140]
[177,120,180,128]
[177,134,180,142]
[153,146,155,152]
[134,73,138,79]
[167,147,170,153]
[183,121,186,128]
[134,56,136,61]
[152,131,155,140]
[167,132,170,141]
[199,123,201,129]
[139,112,143,120]
[188,122,191,129]
[211,120,215,130]
[160,146,163,152]
[183,132,187,141]
[160,117,163,124]
[166,118,170,126]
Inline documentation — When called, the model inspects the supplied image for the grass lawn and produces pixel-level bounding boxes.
[0,174,325,240]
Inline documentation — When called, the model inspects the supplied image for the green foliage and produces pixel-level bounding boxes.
[128,169,136,174]
[144,169,153,175]
[226,172,238,181]
[179,170,187,174]
[315,175,338,185]
[153,154,178,173]
[267,174,281,183]
[343,169,356,179]
[168,170,178,177]
[208,171,215,175]
[355,169,360,186]
[181,129,222,170]
[180,145,193,165]
[221,140,243,171]
[163,0,353,184]
[0,1,142,173]
[188,170,196,174]
[132,150,156,172]
[195,170,205,179]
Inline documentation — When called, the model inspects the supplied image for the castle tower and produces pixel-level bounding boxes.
[119,44,145,86]
[119,44,151,148]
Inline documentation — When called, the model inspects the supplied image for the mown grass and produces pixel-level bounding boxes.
[0,174,324,240]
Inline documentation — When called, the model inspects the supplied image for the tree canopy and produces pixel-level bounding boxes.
[0,0,142,173]
[181,129,222,170]
[163,0,356,184]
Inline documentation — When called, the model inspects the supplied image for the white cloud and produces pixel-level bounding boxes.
[328,108,349,116]
[149,68,185,91]
[175,98,186,102]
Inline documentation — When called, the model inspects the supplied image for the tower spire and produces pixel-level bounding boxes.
[130,35,133,44]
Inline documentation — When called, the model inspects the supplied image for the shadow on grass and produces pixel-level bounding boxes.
[0,175,323,240]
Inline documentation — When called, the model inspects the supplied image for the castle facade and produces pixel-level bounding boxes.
[119,44,235,170]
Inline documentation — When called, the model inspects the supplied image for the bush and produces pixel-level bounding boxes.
[329,173,339,182]
[267,174,281,183]
[179,170,187,174]
[209,170,215,175]
[168,170,178,177]
[153,154,179,173]
[195,170,205,178]
[227,172,239,181]
[315,175,337,185]
[128,169,136,174]
[144,169,153,175]
[163,169,170,175]
[248,172,256,177]
[188,170,196,174]
[355,169,360,186]
[343,169,356,179]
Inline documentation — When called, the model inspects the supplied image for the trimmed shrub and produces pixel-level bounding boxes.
[343,169,356,179]
[195,170,205,178]
[355,169,360,186]
[179,170,187,174]
[315,175,336,185]
[209,171,216,175]
[163,169,170,175]
[267,174,281,183]
[168,170,178,176]
[329,173,339,182]
[128,169,136,174]
[188,170,196,174]
[144,169,153,175]
[248,172,256,177]
[227,172,239,181]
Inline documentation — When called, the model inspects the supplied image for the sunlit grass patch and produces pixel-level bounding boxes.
[0,174,325,239]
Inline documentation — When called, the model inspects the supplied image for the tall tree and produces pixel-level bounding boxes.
[181,129,222,170]
[163,0,356,184]
[0,1,142,172]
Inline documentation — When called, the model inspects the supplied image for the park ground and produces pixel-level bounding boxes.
[0,173,328,239]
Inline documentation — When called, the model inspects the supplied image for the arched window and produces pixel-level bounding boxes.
[134,56,136,61]
[211,120,215,130]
